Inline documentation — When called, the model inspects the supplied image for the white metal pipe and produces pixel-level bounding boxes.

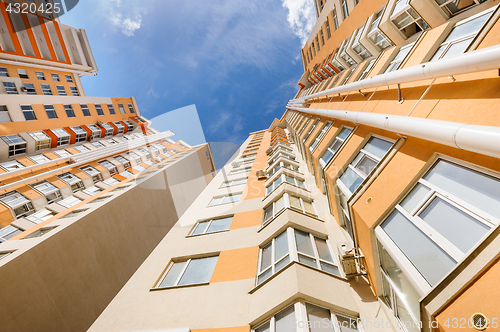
[294,43,500,101]
[289,107,500,160]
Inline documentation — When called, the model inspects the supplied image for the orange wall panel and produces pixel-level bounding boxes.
[210,247,259,283]
[230,210,263,230]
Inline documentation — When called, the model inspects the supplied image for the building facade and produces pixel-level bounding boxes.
[0,3,216,331]
[89,0,500,331]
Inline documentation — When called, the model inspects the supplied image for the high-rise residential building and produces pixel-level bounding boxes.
[88,0,500,332]
[0,4,216,332]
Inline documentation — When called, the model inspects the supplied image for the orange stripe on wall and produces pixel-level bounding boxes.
[53,20,71,64]
[38,17,57,60]
[21,13,41,58]
[0,3,24,54]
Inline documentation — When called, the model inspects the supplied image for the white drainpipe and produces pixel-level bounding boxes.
[289,107,500,160]
[293,44,500,102]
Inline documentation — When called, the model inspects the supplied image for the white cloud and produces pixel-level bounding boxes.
[110,13,142,36]
[281,0,316,45]
[95,0,147,37]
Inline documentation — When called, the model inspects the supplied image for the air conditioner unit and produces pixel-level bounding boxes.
[231,161,240,168]
[266,147,273,155]
[20,86,28,92]
[96,121,104,127]
[337,242,358,277]
[256,170,267,180]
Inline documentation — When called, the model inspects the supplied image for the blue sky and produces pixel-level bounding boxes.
[61,0,315,164]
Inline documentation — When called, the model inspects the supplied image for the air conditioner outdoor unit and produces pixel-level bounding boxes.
[337,242,360,277]
[96,121,104,126]
[256,170,267,180]
[20,86,28,92]
[231,161,240,168]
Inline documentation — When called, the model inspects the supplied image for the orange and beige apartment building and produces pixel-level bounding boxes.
[0,1,217,332]
[84,0,500,332]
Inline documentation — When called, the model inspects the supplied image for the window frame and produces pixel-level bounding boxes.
[319,126,354,168]
[29,131,51,150]
[209,193,242,206]
[262,193,317,226]
[189,215,234,236]
[1,134,27,156]
[155,255,219,289]
[51,128,70,146]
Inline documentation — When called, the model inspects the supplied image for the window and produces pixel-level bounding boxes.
[23,227,57,239]
[432,8,494,61]
[385,43,414,72]
[114,155,131,169]
[40,84,52,95]
[83,186,102,196]
[65,74,73,83]
[191,216,233,235]
[64,104,75,117]
[341,0,349,19]
[266,174,306,196]
[92,141,104,148]
[101,123,114,137]
[57,196,82,208]
[268,161,299,177]
[118,104,126,114]
[51,73,60,81]
[128,151,142,164]
[303,117,321,143]
[126,103,135,113]
[21,105,37,121]
[53,149,72,158]
[257,228,340,284]
[95,105,104,115]
[368,9,393,50]
[390,0,429,38]
[57,172,85,192]
[56,85,66,95]
[86,125,102,140]
[263,193,316,225]
[0,160,25,172]
[35,71,45,80]
[108,104,116,114]
[80,165,103,183]
[358,59,375,81]
[81,104,91,117]
[103,177,120,186]
[1,134,27,156]
[3,82,18,94]
[17,69,29,78]
[340,38,356,67]
[229,166,252,175]
[332,7,339,30]
[337,136,393,239]
[319,127,353,167]
[269,152,295,165]
[19,84,36,97]
[156,255,219,288]
[0,67,9,77]
[44,105,58,119]
[124,120,134,132]
[51,128,70,146]
[25,209,55,224]
[320,29,325,46]
[379,159,500,289]
[99,160,118,175]
[74,145,90,153]
[29,131,51,150]
[69,86,79,96]
[114,122,125,134]
[69,126,87,143]
[0,226,22,243]
[325,17,331,39]
[29,154,50,164]
[90,196,111,203]
[209,193,242,206]
[309,121,332,152]
[221,178,247,188]
[138,147,151,159]
[0,105,11,123]
[0,191,35,218]
[31,181,62,204]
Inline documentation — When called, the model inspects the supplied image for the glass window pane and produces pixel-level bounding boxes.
[441,37,472,59]
[275,256,290,273]
[275,306,296,332]
[295,230,315,256]
[337,315,359,332]
[275,196,285,212]
[339,168,364,193]
[356,156,377,176]
[381,210,456,286]
[275,176,283,186]
[275,231,289,260]
[256,322,270,332]
[321,149,334,165]
[289,195,302,209]
[159,261,187,288]
[363,137,392,159]
[315,238,333,262]
[263,204,273,222]
[285,175,295,184]
[321,262,341,276]
[192,221,210,235]
[178,256,218,286]
[378,241,420,318]
[400,183,431,213]
[446,12,491,42]
[257,268,273,284]
[424,160,500,219]
[207,216,233,233]
[261,243,272,271]
[296,179,306,188]
[298,254,317,268]
[306,303,335,332]
[419,197,489,253]
[210,197,223,206]
[395,299,420,332]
